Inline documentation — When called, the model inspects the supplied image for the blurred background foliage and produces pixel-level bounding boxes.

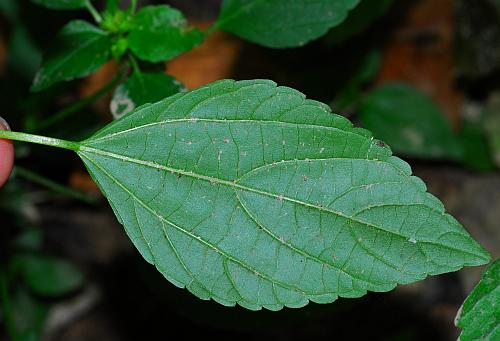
[0,0,499,340]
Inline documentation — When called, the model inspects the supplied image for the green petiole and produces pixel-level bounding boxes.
[0,131,79,152]
[85,0,103,23]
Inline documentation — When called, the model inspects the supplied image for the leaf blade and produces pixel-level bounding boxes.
[78,79,490,310]
[110,72,184,119]
[456,259,500,341]
[359,83,463,160]
[14,254,84,296]
[128,5,204,63]
[217,0,361,48]
[31,0,87,10]
[32,20,111,92]
[326,0,394,44]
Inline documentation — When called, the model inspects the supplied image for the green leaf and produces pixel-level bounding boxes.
[456,259,500,341]
[8,26,42,80]
[105,0,120,14]
[327,0,394,45]
[32,20,111,92]
[128,5,204,63]
[485,98,500,168]
[111,37,128,60]
[15,254,84,296]
[216,0,361,48]
[0,0,19,22]
[110,72,184,119]
[332,50,381,111]
[31,0,87,10]
[13,228,44,251]
[11,288,49,341]
[458,117,496,172]
[359,83,463,161]
[76,79,489,310]
[101,7,133,34]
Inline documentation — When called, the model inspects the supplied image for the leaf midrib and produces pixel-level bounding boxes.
[79,145,480,262]
[44,30,108,76]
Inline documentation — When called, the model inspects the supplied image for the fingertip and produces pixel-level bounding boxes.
[0,116,14,188]
[0,116,11,131]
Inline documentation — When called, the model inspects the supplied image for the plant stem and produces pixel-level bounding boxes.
[0,131,80,152]
[31,73,120,133]
[85,0,102,23]
[0,272,19,341]
[128,54,141,76]
[205,23,219,36]
[131,0,138,13]
[15,166,97,205]
[128,53,145,88]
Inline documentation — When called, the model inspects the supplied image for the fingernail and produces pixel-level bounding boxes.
[0,116,11,131]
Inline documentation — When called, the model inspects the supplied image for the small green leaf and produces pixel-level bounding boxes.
[485,98,500,168]
[13,228,44,251]
[359,83,463,160]
[32,20,111,92]
[458,117,495,172]
[8,26,42,80]
[128,5,204,63]
[15,254,84,296]
[456,259,500,341]
[104,0,120,14]
[11,288,49,341]
[31,0,87,10]
[101,7,133,34]
[332,50,381,111]
[216,0,361,48]
[111,37,128,60]
[110,72,184,119]
[77,79,489,310]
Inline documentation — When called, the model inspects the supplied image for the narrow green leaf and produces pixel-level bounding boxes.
[332,50,381,111]
[32,20,111,92]
[15,254,84,296]
[459,117,496,172]
[110,72,184,119]
[359,83,463,161]
[8,26,42,80]
[216,0,361,48]
[485,99,500,168]
[128,5,204,63]
[78,79,489,310]
[456,259,500,341]
[105,0,120,13]
[327,0,394,45]
[31,0,87,10]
